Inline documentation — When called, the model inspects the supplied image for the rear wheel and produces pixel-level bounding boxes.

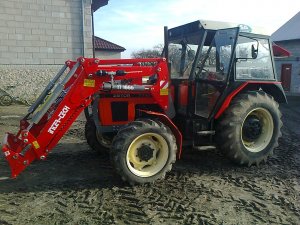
[85,116,113,154]
[111,119,177,184]
[216,91,282,166]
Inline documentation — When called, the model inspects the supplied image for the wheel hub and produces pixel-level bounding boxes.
[137,144,155,162]
[243,115,262,141]
[126,132,170,177]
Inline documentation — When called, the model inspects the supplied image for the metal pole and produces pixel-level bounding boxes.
[81,0,85,57]
[164,26,169,60]
[91,7,95,58]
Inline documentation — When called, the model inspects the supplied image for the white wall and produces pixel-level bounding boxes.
[95,51,121,59]
[274,40,300,94]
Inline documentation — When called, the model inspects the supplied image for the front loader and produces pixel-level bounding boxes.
[2,20,290,184]
[2,57,177,182]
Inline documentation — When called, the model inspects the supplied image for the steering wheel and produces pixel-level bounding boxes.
[195,67,209,79]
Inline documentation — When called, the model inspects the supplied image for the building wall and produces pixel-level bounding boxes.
[0,0,93,103]
[274,40,300,94]
[0,65,62,104]
[95,50,121,59]
[0,0,93,64]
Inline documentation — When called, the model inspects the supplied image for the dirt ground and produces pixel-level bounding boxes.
[0,100,299,225]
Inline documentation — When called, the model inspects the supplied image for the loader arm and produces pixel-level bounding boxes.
[2,57,170,178]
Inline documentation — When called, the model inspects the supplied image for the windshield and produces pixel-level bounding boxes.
[168,33,201,78]
[169,28,238,81]
[169,43,198,78]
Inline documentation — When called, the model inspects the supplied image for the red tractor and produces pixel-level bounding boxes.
[2,20,290,184]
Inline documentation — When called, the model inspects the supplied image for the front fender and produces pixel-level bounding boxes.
[138,110,183,159]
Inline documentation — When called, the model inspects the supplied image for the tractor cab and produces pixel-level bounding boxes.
[165,20,283,143]
[166,20,277,118]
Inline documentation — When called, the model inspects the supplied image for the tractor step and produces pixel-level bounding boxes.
[193,145,216,151]
[196,130,215,136]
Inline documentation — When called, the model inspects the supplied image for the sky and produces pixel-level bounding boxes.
[93,0,300,58]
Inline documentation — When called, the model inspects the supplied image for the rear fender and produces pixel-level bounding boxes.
[248,83,287,103]
[215,81,287,119]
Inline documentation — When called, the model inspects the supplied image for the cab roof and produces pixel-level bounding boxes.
[168,20,271,40]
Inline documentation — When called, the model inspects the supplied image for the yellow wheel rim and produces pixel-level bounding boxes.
[241,107,274,153]
[126,133,169,177]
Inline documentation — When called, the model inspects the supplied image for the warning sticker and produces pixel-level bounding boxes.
[84,79,95,87]
[160,80,169,96]
[32,141,40,149]
[160,89,169,95]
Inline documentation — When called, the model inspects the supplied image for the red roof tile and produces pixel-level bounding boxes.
[94,36,126,52]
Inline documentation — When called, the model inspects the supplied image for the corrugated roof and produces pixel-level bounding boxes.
[271,11,300,41]
[94,36,126,51]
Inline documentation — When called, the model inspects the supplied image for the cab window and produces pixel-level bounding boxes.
[235,36,274,80]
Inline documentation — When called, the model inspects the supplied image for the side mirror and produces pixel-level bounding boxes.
[236,37,259,61]
[251,44,258,59]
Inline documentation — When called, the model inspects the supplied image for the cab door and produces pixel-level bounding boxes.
[193,28,239,118]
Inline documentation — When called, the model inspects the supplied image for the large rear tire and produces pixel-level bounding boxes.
[84,116,113,154]
[216,91,282,166]
[111,119,177,184]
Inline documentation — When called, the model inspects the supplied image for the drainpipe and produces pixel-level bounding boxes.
[91,3,95,58]
[81,0,85,57]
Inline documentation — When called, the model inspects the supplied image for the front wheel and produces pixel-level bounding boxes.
[111,119,177,184]
[85,116,114,154]
[216,91,282,166]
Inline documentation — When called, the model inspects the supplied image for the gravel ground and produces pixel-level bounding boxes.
[0,100,299,225]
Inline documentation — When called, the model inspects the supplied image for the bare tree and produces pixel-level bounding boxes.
[131,45,163,58]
